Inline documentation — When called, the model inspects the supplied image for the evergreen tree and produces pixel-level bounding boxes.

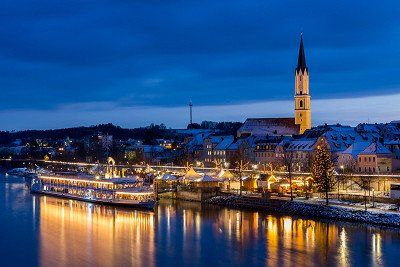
[311,143,335,205]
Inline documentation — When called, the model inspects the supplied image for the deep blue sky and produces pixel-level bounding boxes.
[1,0,400,130]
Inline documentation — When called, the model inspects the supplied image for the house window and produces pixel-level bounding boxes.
[300,100,303,108]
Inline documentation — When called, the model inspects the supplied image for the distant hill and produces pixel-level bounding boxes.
[0,121,243,145]
[0,123,173,144]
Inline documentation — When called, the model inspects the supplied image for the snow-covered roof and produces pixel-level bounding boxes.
[159,173,177,181]
[286,139,317,152]
[227,139,244,150]
[194,175,220,182]
[185,132,212,153]
[341,141,371,158]
[303,124,376,152]
[237,118,299,137]
[184,167,202,180]
[384,138,400,145]
[359,142,393,155]
[174,129,213,135]
[217,169,235,179]
[214,136,234,150]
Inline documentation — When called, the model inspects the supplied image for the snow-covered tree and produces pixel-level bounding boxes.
[311,143,335,205]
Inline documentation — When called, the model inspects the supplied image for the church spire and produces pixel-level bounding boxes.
[294,33,311,134]
[296,33,307,73]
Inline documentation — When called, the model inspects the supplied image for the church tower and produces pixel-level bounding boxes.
[294,34,311,134]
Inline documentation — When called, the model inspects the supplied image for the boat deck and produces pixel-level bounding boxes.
[32,190,156,210]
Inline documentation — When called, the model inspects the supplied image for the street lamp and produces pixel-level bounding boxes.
[372,188,375,208]
[339,165,345,194]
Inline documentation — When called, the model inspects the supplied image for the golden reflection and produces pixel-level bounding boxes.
[39,196,155,267]
[35,198,399,267]
[339,228,349,267]
[372,233,383,267]
[264,215,340,266]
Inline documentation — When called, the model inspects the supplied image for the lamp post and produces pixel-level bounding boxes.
[224,162,231,192]
[338,165,344,200]
[372,188,375,208]
[196,161,204,168]
[236,160,248,196]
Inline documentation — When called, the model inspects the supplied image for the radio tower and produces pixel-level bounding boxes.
[189,100,193,125]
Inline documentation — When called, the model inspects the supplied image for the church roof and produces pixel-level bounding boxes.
[237,118,300,137]
[296,34,307,73]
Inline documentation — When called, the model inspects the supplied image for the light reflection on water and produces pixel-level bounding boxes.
[39,196,156,267]
[1,175,399,267]
[35,197,400,267]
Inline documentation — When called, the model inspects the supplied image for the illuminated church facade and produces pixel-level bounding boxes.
[294,34,311,134]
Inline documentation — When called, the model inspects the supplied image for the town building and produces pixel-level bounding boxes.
[285,138,318,172]
[203,135,234,165]
[337,141,371,170]
[357,142,397,173]
[254,136,285,164]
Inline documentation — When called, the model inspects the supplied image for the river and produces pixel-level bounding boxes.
[0,173,399,266]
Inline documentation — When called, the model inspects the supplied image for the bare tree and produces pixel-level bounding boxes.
[283,150,296,201]
[353,175,372,211]
[340,158,357,191]
[235,159,249,196]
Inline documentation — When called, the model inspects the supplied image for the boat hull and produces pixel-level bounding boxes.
[31,189,156,210]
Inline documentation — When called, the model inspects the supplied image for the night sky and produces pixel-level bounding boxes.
[1,0,400,130]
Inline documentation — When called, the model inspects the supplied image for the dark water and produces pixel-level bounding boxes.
[0,173,399,267]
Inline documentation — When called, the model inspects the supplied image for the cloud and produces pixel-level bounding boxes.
[0,0,399,121]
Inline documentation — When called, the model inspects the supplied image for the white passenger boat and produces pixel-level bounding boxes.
[6,168,35,176]
[30,174,156,210]
[6,167,50,177]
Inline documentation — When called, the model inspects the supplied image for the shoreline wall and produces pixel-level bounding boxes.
[205,195,400,228]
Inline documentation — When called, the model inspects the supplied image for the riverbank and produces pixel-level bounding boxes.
[205,195,400,228]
